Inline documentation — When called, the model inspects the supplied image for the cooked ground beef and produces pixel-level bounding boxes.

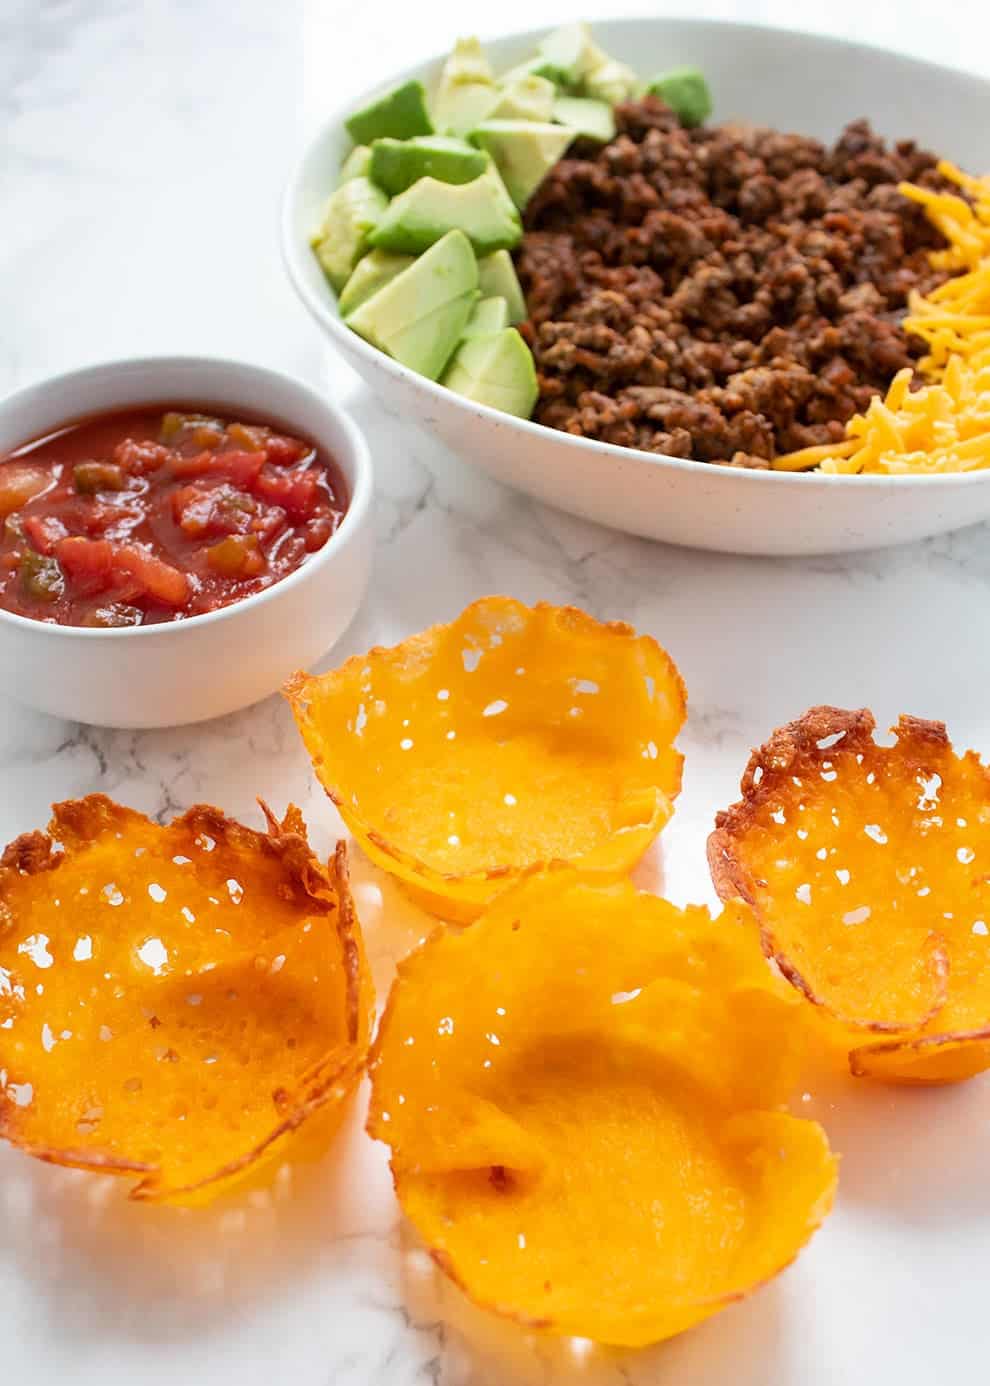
[517,101,951,466]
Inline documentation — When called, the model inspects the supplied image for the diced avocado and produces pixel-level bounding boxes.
[345,79,433,144]
[487,74,556,123]
[645,66,713,128]
[536,23,602,86]
[462,295,510,338]
[469,119,575,209]
[338,249,415,315]
[311,177,388,290]
[498,56,568,88]
[369,135,488,196]
[346,229,479,380]
[439,35,494,85]
[477,249,527,324]
[368,161,521,256]
[552,95,615,143]
[584,57,638,106]
[338,144,372,185]
[435,85,497,137]
[441,328,538,418]
[432,37,497,137]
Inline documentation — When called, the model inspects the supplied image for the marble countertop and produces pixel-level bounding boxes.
[3,1,989,1382]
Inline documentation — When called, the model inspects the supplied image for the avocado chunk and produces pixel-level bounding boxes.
[584,56,638,106]
[462,295,510,338]
[346,229,479,380]
[438,34,494,85]
[338,144,372,185]
[469,119,575,209]
[345,79,433,144]
[488,74,556,123]
[369,135,488,196]
[645,67,712,127]
[338,249,414,315]
[368,161,521,256]
[441,328,538,418]
[498,55,568,88]
[536,22,602,86]
[477,249,527,324]
[552,95,616,143]
[432,37,497,137]
[311,177,388,290]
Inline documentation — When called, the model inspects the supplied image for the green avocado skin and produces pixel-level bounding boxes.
[345,80,434,144]
[645,67,712,127]
[369,137,488,196]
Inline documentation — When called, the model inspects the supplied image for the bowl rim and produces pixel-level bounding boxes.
[281,13,990,494]
[0,354,374,640]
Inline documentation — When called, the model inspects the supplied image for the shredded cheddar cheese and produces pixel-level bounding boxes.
[773,161,990,475]
[770,439,858,473]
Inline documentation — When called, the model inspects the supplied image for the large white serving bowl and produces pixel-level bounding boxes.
[0,358,374,727]
[283,17,990,556]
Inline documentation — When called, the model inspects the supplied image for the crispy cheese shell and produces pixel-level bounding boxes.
[0,795,373,1201]
[286,598,686,922]
[368,870,836,1346]
[709,707,990,1083]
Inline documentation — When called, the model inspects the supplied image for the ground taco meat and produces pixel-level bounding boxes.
[517,100,950,466]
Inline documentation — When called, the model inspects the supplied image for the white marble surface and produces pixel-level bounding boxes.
[3,0,990,1382]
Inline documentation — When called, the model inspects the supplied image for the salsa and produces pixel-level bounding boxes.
[0,407,348,627]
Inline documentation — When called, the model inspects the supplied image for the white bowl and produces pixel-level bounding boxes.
[283,17,990,557]
[0,357,374,728]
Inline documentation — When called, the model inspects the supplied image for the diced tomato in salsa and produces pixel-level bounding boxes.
[23,514,69,556]
[172,482,256,539]
[264,434,306,467]
[55,536,114,596]
[169,449,266,487]
[115,546,191,607]
[253,466,323,523]
[0,407,347,627]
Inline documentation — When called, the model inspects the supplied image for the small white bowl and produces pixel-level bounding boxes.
[282,17,990,556]
[0,357,374,728]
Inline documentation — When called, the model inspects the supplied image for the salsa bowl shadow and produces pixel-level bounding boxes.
[282,16,990,557]
[0,358,373,728]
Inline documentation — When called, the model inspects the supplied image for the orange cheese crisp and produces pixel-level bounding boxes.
[368,870,836,1346]
[710,708,990,1083]
[0,795,372,1200]
[286,598,686,922]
